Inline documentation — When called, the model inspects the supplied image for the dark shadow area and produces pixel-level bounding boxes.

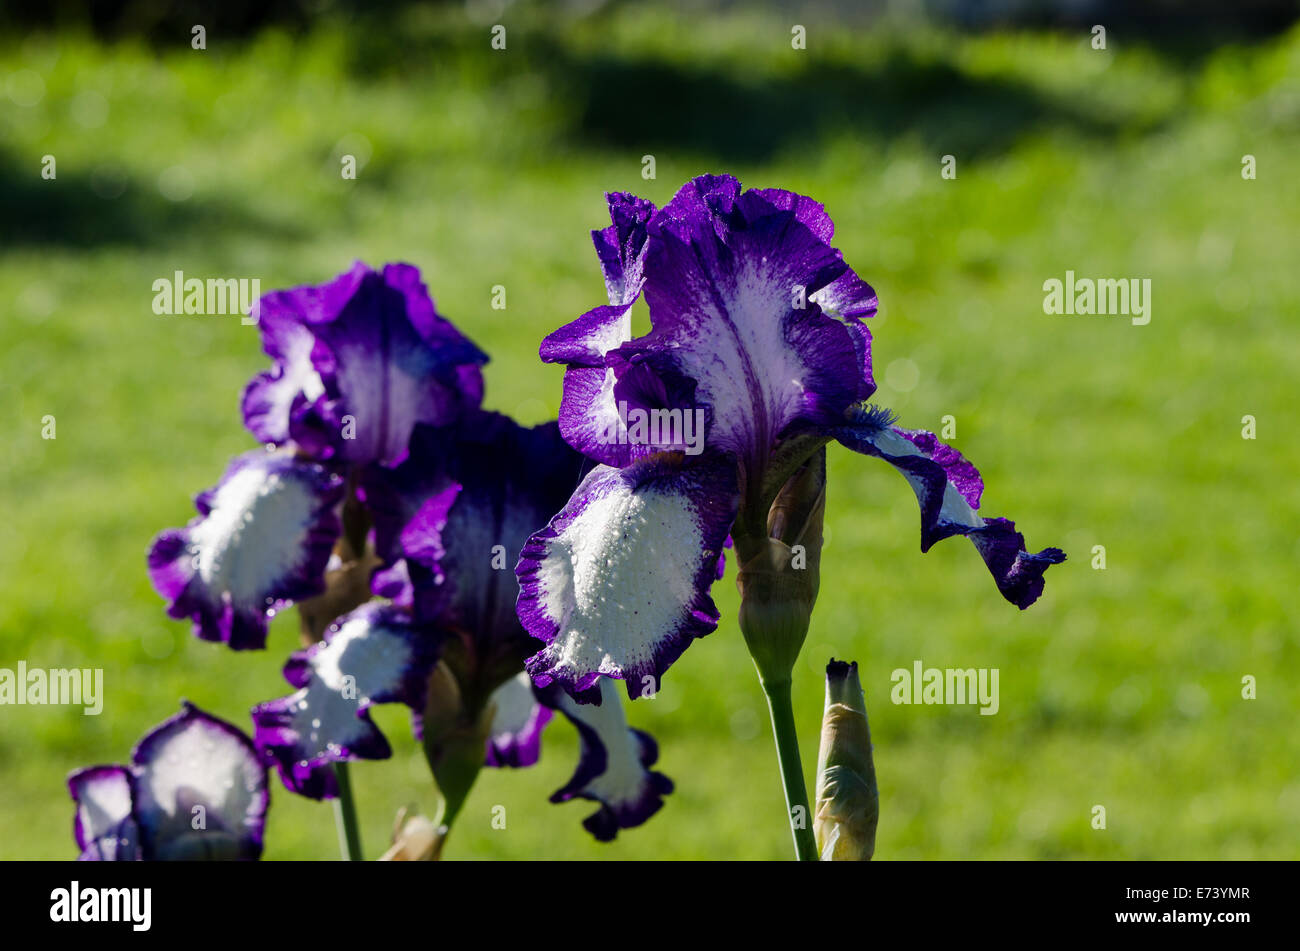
[5,0,1295,45]
[0,153,304,249]
[536,41,1156,164]
[936,0,1298,40]
[4,2,1294,239]
[334,17,1298,167]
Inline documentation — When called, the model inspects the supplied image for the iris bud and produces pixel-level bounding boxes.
[421,661,494,828]
[378,807,442,861]
[814,659,879,860]
[735,450,825,685]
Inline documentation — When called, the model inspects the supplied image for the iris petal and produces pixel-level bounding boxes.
[130,701,269,860]
[541,191,655,367]
[835,406,1065,608]
[543,194,656,466]
[539,677,673,842]
[240,311,327,447]
[70,702,269,861]
[67,766,141,861]
[363,412,585,658]
[483,671,554,768]
[517,452,739,700]
[147,451,344,650]
[251,603,442,799]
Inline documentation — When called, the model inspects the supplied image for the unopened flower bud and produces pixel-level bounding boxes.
[735,451,826,684]
[378,807,442,861]
[421,661,495,827]
[814,659,879,860]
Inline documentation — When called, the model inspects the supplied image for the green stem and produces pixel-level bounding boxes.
[332,762,364,861]
[760,677,818,861]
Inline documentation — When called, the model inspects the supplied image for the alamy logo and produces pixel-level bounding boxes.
[1042,270,1151,325]
[152,270,261,324]
[50,882,151,931]
[890,661,1000,715]
[0,662,103,715]
[597,400,706,456]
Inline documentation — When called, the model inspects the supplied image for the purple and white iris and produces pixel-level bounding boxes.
[126,181,1059,858]
[68,702,268,861]
[242,261,487,467]
[517,174,1065,700]
[148,262,487,651]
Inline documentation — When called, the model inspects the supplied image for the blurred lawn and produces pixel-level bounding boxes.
[2,5,1298,860]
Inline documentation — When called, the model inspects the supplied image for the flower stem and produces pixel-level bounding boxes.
[760,677,818,861]
[332,762,364,861]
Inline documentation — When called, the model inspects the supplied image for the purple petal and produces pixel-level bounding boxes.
[714,533,733,580]
[542,194,657,465]
[147,451,344,650]
[370,557,413,605]
[541,191,655,367]
[129,701,269,860]
[593,192,657,305]
[483,672,554,768]
[746,187,878,319]
[547,176,875,477]
[251,603,442,799]
[835,405,1066,609]
[517,452,739,700]
[632,176,864,461]
[780,197,878,401]
[538,677,673,842]
[240,313,328,447]
[553,350,707,468]
[836,313,876,401]
[67,766,142,861]
[554,364,643,468]
[242,262,488,466]
[897,428,984,509]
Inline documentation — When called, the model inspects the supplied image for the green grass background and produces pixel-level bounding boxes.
[2,5,1298,860]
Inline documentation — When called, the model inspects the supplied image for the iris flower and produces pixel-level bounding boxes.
[241,261,488,467]
[68,701,268,861]
[147,262,487,650]
[517,173,1065,702]
[125,181,1063,860]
